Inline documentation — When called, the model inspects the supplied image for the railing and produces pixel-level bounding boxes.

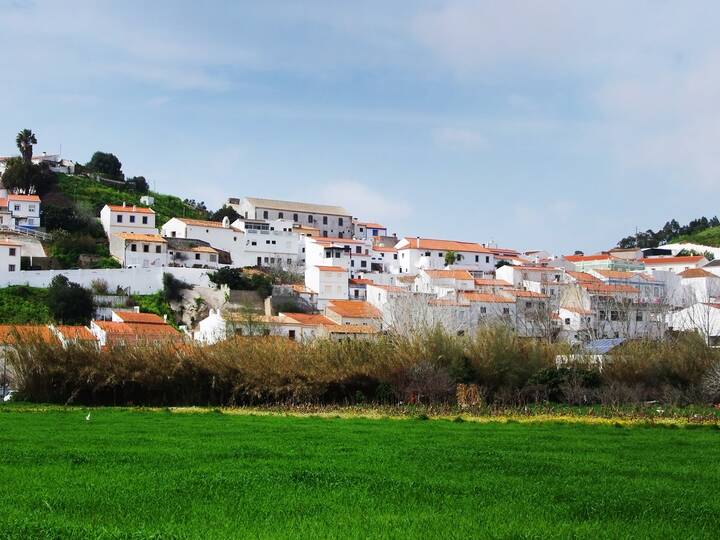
[0,224,52,241]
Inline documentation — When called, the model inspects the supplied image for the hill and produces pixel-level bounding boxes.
[51,173,208,227]
[672,227,720,247]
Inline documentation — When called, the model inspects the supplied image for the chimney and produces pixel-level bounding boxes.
[416,236,420,249]
[132,205,136,211]
[163,314,168,322]
[122,201,126,207]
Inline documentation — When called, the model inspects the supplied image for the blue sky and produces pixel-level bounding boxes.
[1,1,718,253]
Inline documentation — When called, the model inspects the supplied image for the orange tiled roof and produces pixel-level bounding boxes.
[327,300,382,319]
[0,325,55,344]
[564,254,612,262]
[424,269,474,280]
[398,237,491,254]
[357,222,385,229]
[55,325,95,341]
[113,311,167,325]
[505,289,549,298]
[367,284,407,293]
[7,194,41,202]
[462,292,515,303]
[177,218,226,228]
[566,271,602,283]
[106,204,154,214]
[678,268,717,279]
[282,313,336,326]
[95,321,181,340]
[350,278,374,285]
[641,256,705,265]
[474,278,512,287]
[594,270,637,279]
[371,246,397,253]
[581,283,639,294]
[115,233,166,242]
[325,325,379,334]
[316,265,346,272]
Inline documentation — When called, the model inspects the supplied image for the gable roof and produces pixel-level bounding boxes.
[678,268,717,279]
[106,204,155,214]
[281,313,336,326]
[243,197,349,216]
[115,233,166,243]
[316,265,346,272]
[462,292,515,303]
[641,255,705,265]
[474,278,512,287]
[326,300,382,318]
[564,254,611,262]
[0,325,56,344]
[424,269,474,280]
[566,271,602,283]
[177,218,228,229]
[112,311,167,325]
[397,237,491,254]
[55,325,95,341]
[7,194,41,202]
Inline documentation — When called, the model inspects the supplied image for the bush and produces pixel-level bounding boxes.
[47,275,94,325]
[208,268,273,298]
[162,273,190,303]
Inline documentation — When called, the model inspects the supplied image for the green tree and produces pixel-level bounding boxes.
[1,157,55,195]
[444,250,458,266]
[87,152,123,179]
[15,129,37,163]
[47,275,94,324]
[210,205,240,223]
[127,176,149,193]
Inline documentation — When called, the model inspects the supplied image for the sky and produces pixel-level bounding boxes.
[1,1,719,254]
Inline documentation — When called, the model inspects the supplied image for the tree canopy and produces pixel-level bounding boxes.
[127,176,149,193]
[15,129,37,163]
[86,152,123,180]
[1,157,55,195]
[617,216,720,248]
[47,275,94,325]
[210,205,240,223]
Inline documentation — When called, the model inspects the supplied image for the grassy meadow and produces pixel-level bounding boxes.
[0,407,719,538]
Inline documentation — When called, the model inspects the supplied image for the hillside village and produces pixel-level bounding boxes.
[1,130,720,350]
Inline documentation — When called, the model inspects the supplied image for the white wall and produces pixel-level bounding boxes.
[0,267,212,294]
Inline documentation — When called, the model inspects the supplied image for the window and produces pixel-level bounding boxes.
[323,216,328,225]
[322,231,328,237]
[308,215,313,223]
[475,255,479,262]
[502,307,510,315]
[279,212,284,219]
[272,240,276,245]
[264,257,269,263]
[486,256,490,263]
[293,213,298,222]
[13,204,20,211]
[361,260,367,268]
[131,244,137,252]
[287,258,292,265]
[9,248,15,256]
[338,232,344,238]
[480,307,487,314]
[266,240,270,245]
[251,241,257,246]
[565,318,571,325]
[288,330,296,340]
[610,310,619,321]
[636,311,643,322]
[438,252,443,257]
[28,205,35,212]
[356,246,362,254]
[263,210,269,219]
[210,255,217,262]
[360,227,364,233]
[393,254,398,260]
[525,301,532,308]
[599,310,606,320]
[156,246,161,254]
[142,216,148,224]
[130,215,136,223]
[117,215,123,223]
[338,217,344,226]
[354,289,359,298]
[8,264,15,272]
[143,245,149,253]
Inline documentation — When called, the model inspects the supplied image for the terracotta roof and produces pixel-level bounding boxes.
[0,240,21,247]
[112,311,167,325]
[424,269,474,280]
[462,292,515,304]
[189,245,218,253]
[325,325,379,334]
[679,268,717,279]
[641,256,705,265]
[115,233,166,243]
[243,197,349,217]
[581,283,639,294]
[327,300,382,319]
[177,218,227,228]
[106,204,155,214]
[357,222,385,229]
[512,266,563,273]
[281,313,336,326]
[7,194,40,202]
[290,284,313,294]
[594,270,637,279]
[316,265,346,272]
[94,321,181,340]
[488,247,521,257]
[312,237,366,245]
[350,278,374,285]
[397,237,491,254]
[372,246,397,253]
[55,325,95,341]
[567,271,602,283]
[474,278,512,287]
[0,325,56,344]
[564,254,612,262]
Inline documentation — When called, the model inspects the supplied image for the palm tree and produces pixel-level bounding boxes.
[444,250,458,267]
[16,129,37,163]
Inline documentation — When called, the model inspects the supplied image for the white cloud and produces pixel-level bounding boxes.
[319,180,411,223]
[433,127,487,150]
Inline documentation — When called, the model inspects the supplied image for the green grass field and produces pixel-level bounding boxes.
[1,408,719,538]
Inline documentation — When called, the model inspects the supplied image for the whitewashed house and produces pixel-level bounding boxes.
[353,221,387,240]
[0,240,21,273]
[394,237,495,275]
[109,233,168,268]
[415,269,475,296]
[304,265,349,309]
[229,197,353,238]
[100,204,157,238]
[668,302,720,346]
[641,255,708,274]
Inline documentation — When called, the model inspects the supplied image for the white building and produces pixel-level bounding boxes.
[641,255,708,274]
[161,217,299,269]
[353,221,387,240]
[415,269,475,296]
[0,240,21,273]
[0,193,42,229]
[304,265,349,309]
[166,239,220,268]
[100,204,157,238]
[109,233,168,268]
[325,299,383,329]
[668,302,720,346]
[229,197,353,238]
[394,237,495,275]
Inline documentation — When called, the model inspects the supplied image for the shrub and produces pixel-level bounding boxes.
[47,275,94,325]
[162,273,190,303]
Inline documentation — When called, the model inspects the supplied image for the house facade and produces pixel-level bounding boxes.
[100,204,157,238]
